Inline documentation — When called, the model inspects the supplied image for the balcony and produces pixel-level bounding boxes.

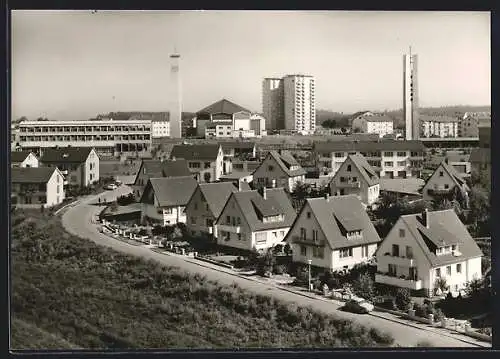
[375,273,422,290]
[336,181,360,189]
[383,253,415,267]
[217,224,241,233]
[427,188,453,196]
[292,235,326,247]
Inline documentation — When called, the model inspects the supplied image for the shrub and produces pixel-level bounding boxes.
[273,264,287,275]
[395,288,412,311]
[352,273,375,301]
[414,303,426,318]
[433,308,445,322]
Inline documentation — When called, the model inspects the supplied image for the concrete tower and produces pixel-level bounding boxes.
[403,47,419,140]
[262,78,285,130]
[283,74,316,134]
[169,52,182,138]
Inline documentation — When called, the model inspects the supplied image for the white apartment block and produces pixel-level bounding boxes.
[421,115,458,138]
[262,78,285,130]
[314,140,425,179]
[17,119,152,157]
[283,75,316,134]
[151,120,170,138]
[351,113,394,138]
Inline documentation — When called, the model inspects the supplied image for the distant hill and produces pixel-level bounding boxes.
[11,317,80,350]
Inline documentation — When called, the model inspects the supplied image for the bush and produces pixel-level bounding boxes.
[414,303,426,318]
[433,308,445,322]
[273,264,287,275]
[395,288,412,311]
[352,273,375,301]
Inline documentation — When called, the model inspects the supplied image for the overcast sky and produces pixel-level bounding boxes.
[12,10,490,120]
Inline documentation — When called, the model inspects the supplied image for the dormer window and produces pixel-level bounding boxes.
[262,214,284,223]
[346,230,362,240]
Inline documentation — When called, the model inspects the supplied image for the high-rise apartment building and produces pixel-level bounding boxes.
[262,78,284,130]
[403,49,419,140]
[169,53,182,138]
[262,74,316,133]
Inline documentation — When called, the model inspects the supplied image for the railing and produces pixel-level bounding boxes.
[382,253,415,267]
[375,273,422,290]
[217,224,241,233]
[291,235,326,247]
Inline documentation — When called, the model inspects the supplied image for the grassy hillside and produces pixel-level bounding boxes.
[11,210,394,349]
[11,317,80,350]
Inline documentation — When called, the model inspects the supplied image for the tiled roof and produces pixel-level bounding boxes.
[301,195,382,249]
[223,188,296,231]
[364,115,393,123]
[266,150,307,177]
[313,140,425,153]
[134,159,191,185]
[11,151,33,163]
[197,182,238,218]
[400,209,483,267]
[40,147,94,163]
[469,148,490,164]
[197,99,251,115]
[220,141,256,150]
[344,154,379,186]
[425,161,469,190]
[141,176,198,207]
[380,178,424,195]
[11,167,57,184]
[170,144,221,161]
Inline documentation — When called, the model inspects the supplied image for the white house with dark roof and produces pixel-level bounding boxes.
[11,150,39,168]
[215,187,296,252]
[185,182,239,237]
[139,176,198,225]
[132,158,192,198]
[421,160,470,204]
[40,147,99,187]
[375,209,483,297]
[252,150,306,192]
[170,144,224,182]
[329,154,380,206]
[286,195,382,271]
[11,167,65,207]
[351,113,394,138]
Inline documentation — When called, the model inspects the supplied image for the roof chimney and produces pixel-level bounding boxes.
[422,208,430,229]
[262,186,267,200]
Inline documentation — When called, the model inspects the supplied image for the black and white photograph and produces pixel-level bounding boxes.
[9,10,492,350]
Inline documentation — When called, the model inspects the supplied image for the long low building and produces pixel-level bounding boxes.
[17,119,153,157]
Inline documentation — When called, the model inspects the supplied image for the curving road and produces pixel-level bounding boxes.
[61,186,489,348]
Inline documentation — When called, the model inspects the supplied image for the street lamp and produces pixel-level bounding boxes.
[307,259,312,292]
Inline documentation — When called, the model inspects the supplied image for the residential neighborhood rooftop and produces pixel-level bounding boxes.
[313,140,425,153]
[141,176,198,207]
[346,154,380,186]
[40,147,94,163]
[196,182,239,218]
[11,150,35,163]
[197,98,251,115]
[267,150,307,177]
[170,144,221,160]
[11,167,57,183]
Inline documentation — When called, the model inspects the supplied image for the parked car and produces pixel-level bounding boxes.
[343,298,374,314]
[104,183,118,190]
[114,180,122,186]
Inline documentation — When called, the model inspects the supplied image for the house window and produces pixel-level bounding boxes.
[352,176,357,182]
[392,244,399,257]
[384,152,394,157]
[204,162,211,169]
[164,208,173,214]
[206,204,209,211]
[38,196,46,203]
[456,263,462,273]
[388,264,397,276]
[399,229,405,238]
[300,245,307,256]
[237,217,241,225]
[340,176,346,182]
[334,152,344,158]
[347,164,352,172]
[452,245,456,251]
[436,268,441,278]
[272,231,277,238]
[384,161,394,167]
[191,217,197,224]
[194,203,198,210]
[339,248,353,258]
[405,245,413,258]
[300,227,306,240]
[280,230,285,237]
[362,245,368,257]
[268,165,274,171]
[56,186,59,194]
[439,171,444,177]
[238,233,242,241]
[307,211,311,219]
[206,218,213,227]
[397,151,406,157]
[312,230,318,242]
[446,266,451,276]
[444,184,449,189]
[226,216,231,224]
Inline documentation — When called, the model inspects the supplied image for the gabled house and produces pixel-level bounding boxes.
[444,151,471,178]
[286,195,382,271]
[215,187,296,252]
[11,150,39,168]
[170,144,224,183]
[11,167,65,207]
[421,160,470,205]
[133,159,192,198]
[185,182,239,237]
[140,176,198,226]
[40,147,99,187]
[375,209,483,297]
[252,150,306,192]
[329,154,380,206]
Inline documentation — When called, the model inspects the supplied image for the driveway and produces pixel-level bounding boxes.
[61,187,488,348]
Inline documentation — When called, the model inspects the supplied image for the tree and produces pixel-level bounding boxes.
[352,273,375,301]
[256,251,275,277]
[468,186,490,230]
[395,288,412,311]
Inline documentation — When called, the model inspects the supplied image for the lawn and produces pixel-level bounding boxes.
[11,212,394,349]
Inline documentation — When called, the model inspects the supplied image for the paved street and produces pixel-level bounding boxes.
[61,186,489,348]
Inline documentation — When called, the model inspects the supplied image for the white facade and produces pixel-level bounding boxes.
[422,118,459,138]
[262,78,285,130]
[352,113,394,138]
[17,119,152,157]
[169,54,182,138]
[152,121,170,138]
[142,201,187,226]
[46,169,66,207]
[403,51,419,140]
[283,75,316,134]
[12,153,39,168]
